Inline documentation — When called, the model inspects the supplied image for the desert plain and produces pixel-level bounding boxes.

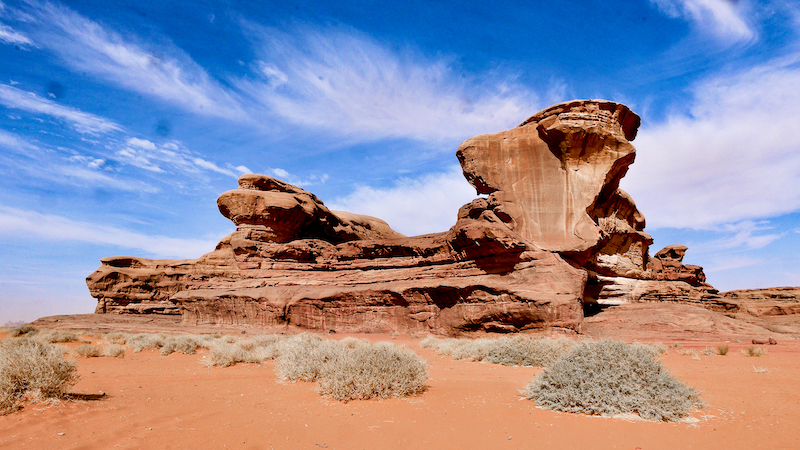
[2,302,799,450]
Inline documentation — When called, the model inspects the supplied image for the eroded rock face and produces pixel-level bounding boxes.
[87,99,727,334]
[456,100,641,260]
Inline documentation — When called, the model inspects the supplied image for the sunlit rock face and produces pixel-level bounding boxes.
[87,99,719,334]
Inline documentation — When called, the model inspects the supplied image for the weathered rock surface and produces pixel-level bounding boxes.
[87,99,748,333]
[720,287,800,316]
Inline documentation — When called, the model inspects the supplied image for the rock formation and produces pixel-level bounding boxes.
[87,99,724,334]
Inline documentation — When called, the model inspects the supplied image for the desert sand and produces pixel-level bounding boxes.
[2,303,799,450]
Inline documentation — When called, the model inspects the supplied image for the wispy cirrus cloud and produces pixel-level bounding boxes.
[649,0,756,42]
[622,54,800,229]
[0,205,216,258]
[19,0,247,121]
[0,83,122,134]
[0,22,34,46]
[116,137,248,178]
[238,25,540,143]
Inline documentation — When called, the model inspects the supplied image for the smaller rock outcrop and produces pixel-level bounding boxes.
[720,287,800,316]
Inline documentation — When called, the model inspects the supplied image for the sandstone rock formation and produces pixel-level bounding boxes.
[720,287,800,316]
[87,99,728,334]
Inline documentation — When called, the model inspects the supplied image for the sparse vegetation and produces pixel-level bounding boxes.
[36,330,80,343]
[8,325,38,337]
[159,335,207,356]
[744,346,765,357]
[275,334,340,381]
[420,335,576,367]
[317,341,427,401]
[127,333,167,353]
[0,338,79,414]
[204,342,261,367]
[717,344,730,356]
[525,340,702,422]
[103,344,126,358]
[104,332,130,345]
[752,365,769,373]
[75,344,102,358]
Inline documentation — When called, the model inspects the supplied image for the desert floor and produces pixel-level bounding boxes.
[2,303,799,450]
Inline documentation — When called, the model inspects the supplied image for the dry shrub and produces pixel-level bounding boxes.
[127,333,167,353]
[525,340,702,422]
[75,344,101,358]
[103,344,126,358]
[159,335,207,356]
[37,330,80,343]
[8,325,38,337]
[0,338,79,414]
[204,342,261,367]
[421,336,575,367]
[317,342,427,401]
[275,334,340,381]
[744,346,765,357]
[716,344,730,356]
[236,335,283,360]
[104,332,131,345]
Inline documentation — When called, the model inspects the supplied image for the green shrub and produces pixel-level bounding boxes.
[0,338,79,414]
[75,344,101,358]
[317,342,427,401]
[8,325,38,337]
[525,340,702,422]
[103,344,126,358]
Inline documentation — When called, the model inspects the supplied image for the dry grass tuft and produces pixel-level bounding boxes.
[74,344,101,358]
[104,332,131,345]
[127,334,167,353]
[716,344,730,356]
[204,342,263,367]
[103,344,126,358]
[7,325,38,337]
[421,335,576,367]
[36,330,80,343]
[744,346,766,357]
[525,340,702,422]
[159,335,208,356]
[0,338,79,414]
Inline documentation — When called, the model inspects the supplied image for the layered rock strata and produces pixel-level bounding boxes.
[87,99,721,333]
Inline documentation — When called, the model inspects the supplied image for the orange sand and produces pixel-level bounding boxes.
[2,331,799,450]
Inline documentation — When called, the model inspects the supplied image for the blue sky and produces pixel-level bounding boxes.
[2,0,800,324]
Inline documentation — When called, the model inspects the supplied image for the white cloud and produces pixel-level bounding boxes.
[0,22,34,46]
[238,25,540,143]
[329,166,477,236]
[23,0,246,121]
[649,0,756,42]
[0,128,37,152]
[0,205,216,258]
[622,56,800,229]
[114,138,243,178]
[0,83,123,134]
[264,167,328,187]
